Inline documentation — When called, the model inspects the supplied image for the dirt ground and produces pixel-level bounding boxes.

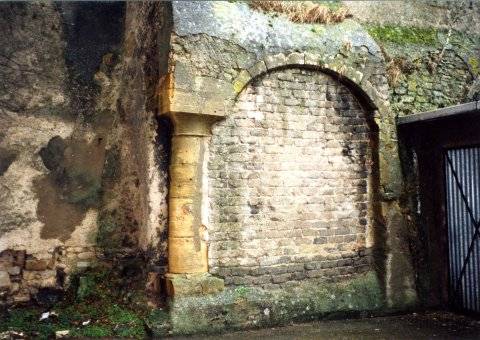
[174,311,480,340]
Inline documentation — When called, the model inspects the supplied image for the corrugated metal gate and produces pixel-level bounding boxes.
[445,147,480,312]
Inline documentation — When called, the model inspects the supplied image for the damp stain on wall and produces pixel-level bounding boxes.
[35,135,107,241]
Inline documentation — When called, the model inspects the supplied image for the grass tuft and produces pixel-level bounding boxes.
[367,25,439,46]
[249,1,352,24]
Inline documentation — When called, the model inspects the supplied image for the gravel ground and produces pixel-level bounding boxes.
[173,311,480,340]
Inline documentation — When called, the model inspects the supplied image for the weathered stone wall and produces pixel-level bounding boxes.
[209,68,373,288]
[384,42,477,117]
[95,1,171,267]
[0,2,172,306]
[0,2,101,305]
[160,2,478,330]
[344,0,480,34]
[163,4,409,326]
[166,0,396,306]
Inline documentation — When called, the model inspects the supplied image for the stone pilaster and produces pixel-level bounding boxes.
[164,112,224,295]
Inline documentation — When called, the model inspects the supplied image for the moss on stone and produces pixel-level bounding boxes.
[96,211,122,249]
[468,56,479,76]
[146,309,171,336]
[162,272,384,336]
[102,145,121,180]
[367,25,439,46]
[0,266,148,339]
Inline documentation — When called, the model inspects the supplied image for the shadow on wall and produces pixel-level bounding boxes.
[151,115,173,269]
[58,1,125,118]
[30,2,126,241]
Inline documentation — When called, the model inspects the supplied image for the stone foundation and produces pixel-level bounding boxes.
[149,272,383,336]
[0,247,96,306]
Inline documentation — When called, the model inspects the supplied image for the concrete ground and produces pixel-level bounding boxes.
[174,311,480,340]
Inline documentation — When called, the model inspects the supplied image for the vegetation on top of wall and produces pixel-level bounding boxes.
[367,25,440,46]
[367,22,476,115]
[249,0,351,24]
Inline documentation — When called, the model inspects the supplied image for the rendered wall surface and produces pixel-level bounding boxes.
[0,2,172,306]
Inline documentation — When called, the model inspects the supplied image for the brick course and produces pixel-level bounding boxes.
[208,68,373,287]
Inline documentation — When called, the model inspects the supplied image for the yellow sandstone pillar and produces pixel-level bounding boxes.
[165,112,224,296]
[168,112,210,274]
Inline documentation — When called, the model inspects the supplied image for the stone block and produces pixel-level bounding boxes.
[7,266,21,276]
[286,52,305,65]
[23,270,57,288]
[76,261,91,269]
[272,273,292,283]
[173,61,195,91]
[166,273,224,296]
[0,271,11,289]
[264,53,286,70]
[233,69,251,94]
[13,292,30,303]
[25,259,48,271]
[248,61,267,79]
[77,252,95,260]
[304,52,321,66]
[169,237,208,274]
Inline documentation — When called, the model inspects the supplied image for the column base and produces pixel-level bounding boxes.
[165,273,224,297]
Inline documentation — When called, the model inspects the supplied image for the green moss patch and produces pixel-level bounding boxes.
[367,25,439,46]
[0,265,149,339]
[96,210,123,250]
[468,56,480,76]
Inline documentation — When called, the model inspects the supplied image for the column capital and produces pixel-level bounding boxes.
[164,111,223,137]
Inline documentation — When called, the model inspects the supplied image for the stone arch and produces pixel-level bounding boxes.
[232,52,389,115]
[208,65,383,288]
